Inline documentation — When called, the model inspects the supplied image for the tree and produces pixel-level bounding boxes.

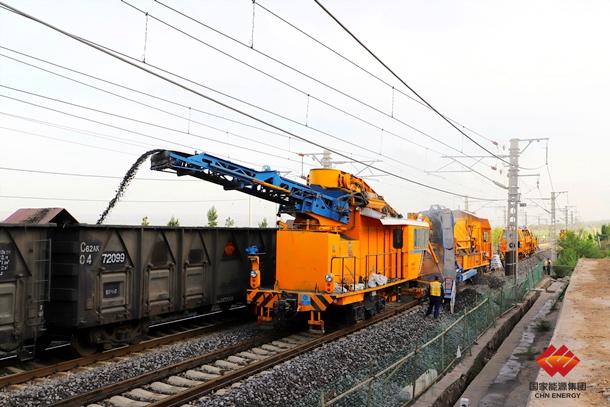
[141,216,150,226]
[207,206,218,227]
[224,217,235,227]
[492,227,504,251]
[258,217,268,228]
[167,216,180,226]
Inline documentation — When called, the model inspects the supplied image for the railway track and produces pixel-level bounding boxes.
[0,307,249,390]
[53,299,421,407]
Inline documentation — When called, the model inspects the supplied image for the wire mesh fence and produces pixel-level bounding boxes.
[308,262,545,407]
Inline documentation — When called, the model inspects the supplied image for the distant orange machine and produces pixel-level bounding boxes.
[499,226,539,259]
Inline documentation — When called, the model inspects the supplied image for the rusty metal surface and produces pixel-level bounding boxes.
[3,208,77,224]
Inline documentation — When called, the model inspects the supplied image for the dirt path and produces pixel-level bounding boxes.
[527,258,610,406]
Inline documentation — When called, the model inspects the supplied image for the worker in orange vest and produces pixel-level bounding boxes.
[425,276,443,319]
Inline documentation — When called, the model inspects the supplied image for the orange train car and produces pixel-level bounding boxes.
[499,226,539,259]
[248,169,430,331]
[416,207,492,310]
[152,150,431,332]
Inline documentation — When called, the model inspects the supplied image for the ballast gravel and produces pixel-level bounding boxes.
[196,290,484,407]
[0,323,265,407]
[196,257,549,407]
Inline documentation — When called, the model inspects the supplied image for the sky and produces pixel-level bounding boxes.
[1,0,608,227]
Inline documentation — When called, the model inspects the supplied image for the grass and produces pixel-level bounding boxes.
[516,344,538,361]
[535,319,552,332]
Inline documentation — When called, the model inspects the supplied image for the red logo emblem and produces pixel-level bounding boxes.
[536,345,580,377]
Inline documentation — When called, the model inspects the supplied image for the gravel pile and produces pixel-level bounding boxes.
[196,290,483,407]
[0,323,264,407]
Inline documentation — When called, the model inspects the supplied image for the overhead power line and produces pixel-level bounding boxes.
[0,194,247,203]
[0,52,303,161]
[0,46,464,184]
[0,85,304,165]
[0,166,199,181]
[313,0,515,168]
[0,45,370,162]
[0,1,503,202]
[254,0,501,147]
[0,124,135,156]
[146,0,496,164]
[0,102,288,172]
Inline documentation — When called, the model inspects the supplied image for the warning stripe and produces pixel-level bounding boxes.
[310,294,333,311]
[260,293,277,308]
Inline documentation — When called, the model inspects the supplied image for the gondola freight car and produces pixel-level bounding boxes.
[0,218,276,358]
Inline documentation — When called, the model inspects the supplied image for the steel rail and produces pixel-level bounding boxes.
[0,312,245,389]
[57,299,420,407]
[150,299,421,407]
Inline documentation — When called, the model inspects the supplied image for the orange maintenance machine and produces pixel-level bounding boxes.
[500,226,539,259]
[248,169,430,331]
[151,150,429,331]
[417,207,492,311]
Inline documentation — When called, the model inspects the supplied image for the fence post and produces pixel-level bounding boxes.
[488,294,495,327]
[513,282,517,305]
[441,331,445,371]
[462,309,468,353]
[500,287,504,312]
[320,390,326,407]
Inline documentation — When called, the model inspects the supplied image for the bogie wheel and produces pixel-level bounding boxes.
[72,331,99,356]
[219,302,233,313]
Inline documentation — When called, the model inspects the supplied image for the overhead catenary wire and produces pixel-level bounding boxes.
[0,125,136,156]
[0,194,248,203]
[0,46,462,182]
[313,0,518,169]
[146,0,497,165]
[0,109,158,149]
[0,166,201,181]
[254,0,501,147]
[0,85,306,166]
[0,97,289,172]
[0,46,369,161]
[0,1,503,201]
[2,53,485,194]
[0,53,303,160]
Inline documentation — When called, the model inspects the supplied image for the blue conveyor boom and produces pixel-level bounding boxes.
[150,150,352,223]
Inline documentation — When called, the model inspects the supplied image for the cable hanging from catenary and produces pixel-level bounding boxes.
[137,0,500,171]
[0,48,447,178]
[3,47,477,196]
[0,85,305,166]
[0,1,503,201]
[253,0,500,147]
[312,0,517,168]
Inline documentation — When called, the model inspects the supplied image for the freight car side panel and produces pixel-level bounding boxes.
[49,228,141,329]
[47,226,277,336]
[210,229,276,306]
[0,225,51,353]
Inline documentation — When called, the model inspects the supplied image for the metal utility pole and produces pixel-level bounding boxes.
[550,191,567,261]
[564,205,575,231]
[505,137,548,278]
[505,139,520,278]
[465,196,469,211]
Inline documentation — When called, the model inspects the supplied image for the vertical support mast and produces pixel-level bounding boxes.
[550,191,556,261]
[505,138,519,278]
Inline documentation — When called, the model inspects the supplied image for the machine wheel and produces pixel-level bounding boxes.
[219,302,233,313]
[72,330,98,356]
[199,305,213,314]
